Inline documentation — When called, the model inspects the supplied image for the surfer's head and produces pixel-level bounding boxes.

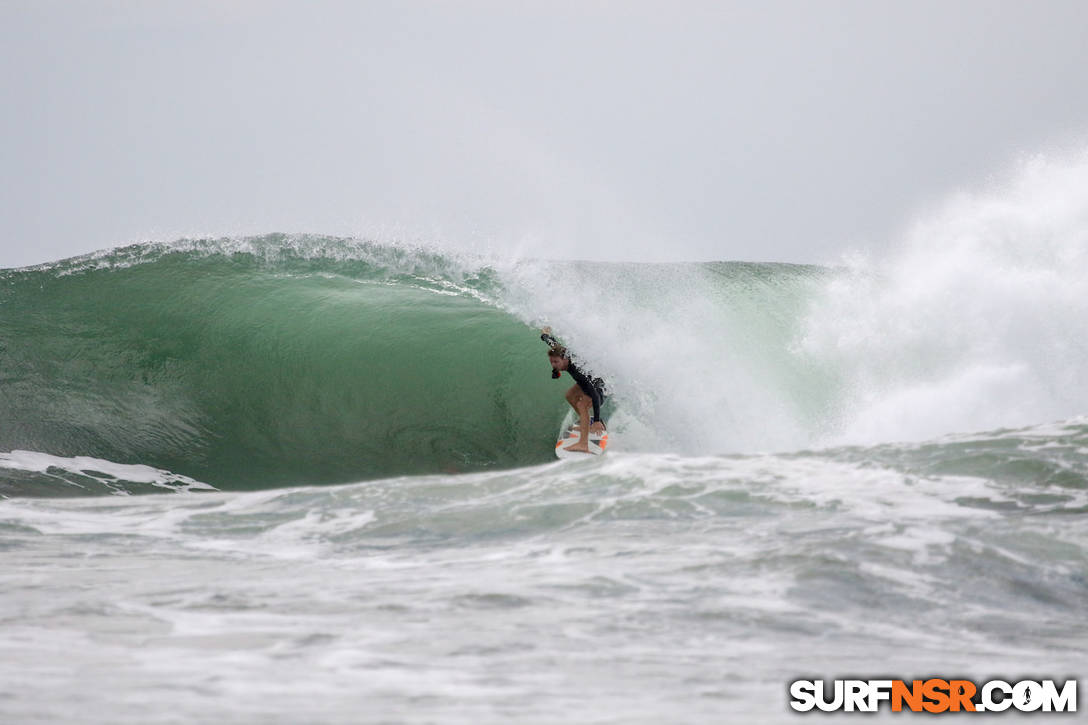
[548,347,569,374]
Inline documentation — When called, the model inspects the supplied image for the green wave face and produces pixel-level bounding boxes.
[0,237,562,489]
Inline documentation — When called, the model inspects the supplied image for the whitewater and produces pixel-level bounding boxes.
[1,152,1087,722]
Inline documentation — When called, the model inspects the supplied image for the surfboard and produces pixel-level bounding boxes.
[554,408,609,458]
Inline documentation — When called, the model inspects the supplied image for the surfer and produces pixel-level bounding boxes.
[541,327,606,453]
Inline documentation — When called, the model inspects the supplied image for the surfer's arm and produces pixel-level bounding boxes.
[540,329,561,350]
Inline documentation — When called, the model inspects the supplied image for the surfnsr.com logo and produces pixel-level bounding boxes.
[789,679,1077,713]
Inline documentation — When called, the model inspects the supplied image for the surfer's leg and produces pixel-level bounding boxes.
[576,397,591,441]
[564,385,582,409]
[565,395,592,452]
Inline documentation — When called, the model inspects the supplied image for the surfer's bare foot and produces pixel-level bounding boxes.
[565,442,590,453]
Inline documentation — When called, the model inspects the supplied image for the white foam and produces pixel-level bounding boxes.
[801,148,1088,445]
[491,148,1088,453]
[0,449,215,494]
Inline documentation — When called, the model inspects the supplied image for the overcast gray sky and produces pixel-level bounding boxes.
[2,0,1087,268]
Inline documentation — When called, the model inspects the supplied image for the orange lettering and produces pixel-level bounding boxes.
[892,680,924,712]
[922,679,950,713]
[948,680,976,712]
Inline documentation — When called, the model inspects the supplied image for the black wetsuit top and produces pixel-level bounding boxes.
[542,333,606,421]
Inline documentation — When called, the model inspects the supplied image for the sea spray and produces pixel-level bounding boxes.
[800,150,1088,443]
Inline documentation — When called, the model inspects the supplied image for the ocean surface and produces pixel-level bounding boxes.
[2,161,1087,723]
